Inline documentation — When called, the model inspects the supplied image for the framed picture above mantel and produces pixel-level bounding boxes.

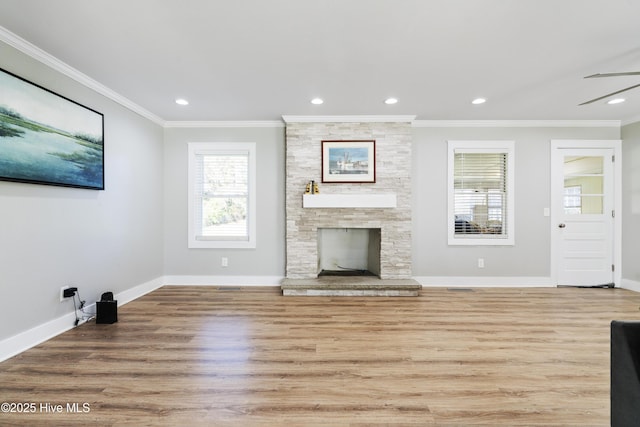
[0,67,104,190]
[321,140,375,183]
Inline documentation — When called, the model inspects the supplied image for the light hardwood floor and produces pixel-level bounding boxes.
[2,286,640,426]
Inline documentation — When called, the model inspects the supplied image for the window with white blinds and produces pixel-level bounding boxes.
[447,141,515,245]
[188,142,256,248]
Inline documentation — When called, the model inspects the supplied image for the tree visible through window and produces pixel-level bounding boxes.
[200,154,248,238]
[188,142,256,248]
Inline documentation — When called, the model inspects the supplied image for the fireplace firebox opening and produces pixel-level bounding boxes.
[317,228,381,277]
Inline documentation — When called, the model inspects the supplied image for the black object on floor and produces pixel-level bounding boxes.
[611,320,640,426]
[96,291,117,324]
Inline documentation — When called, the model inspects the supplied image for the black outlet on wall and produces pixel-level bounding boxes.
[63,287,77,298]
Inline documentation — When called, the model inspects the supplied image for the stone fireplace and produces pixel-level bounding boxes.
[282,117,415,288]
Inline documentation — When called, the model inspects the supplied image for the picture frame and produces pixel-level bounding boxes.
[321,140,376,183]
[0,67,104,190]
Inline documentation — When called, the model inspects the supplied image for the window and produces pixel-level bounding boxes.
[563,156,604,215]
[563,185,582,214]
[188,142,256,248]
[448,141,515,245]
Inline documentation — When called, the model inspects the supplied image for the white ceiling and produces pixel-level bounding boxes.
[1,0,640,123]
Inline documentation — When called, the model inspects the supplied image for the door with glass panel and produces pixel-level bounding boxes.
[551,147,614,286]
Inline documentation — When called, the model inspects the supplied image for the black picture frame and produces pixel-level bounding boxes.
[0,67,104,190]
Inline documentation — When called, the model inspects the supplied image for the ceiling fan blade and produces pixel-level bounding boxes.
[584,71,640,78]
[579,83,640,105]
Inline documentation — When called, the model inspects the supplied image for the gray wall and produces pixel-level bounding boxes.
[411,125,620,278]
[162,124,622,281]
[163,126,285,277]
[622,121,640,284]
[0,42,165,341]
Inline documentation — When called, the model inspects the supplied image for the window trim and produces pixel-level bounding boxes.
[447,140,515,246]
[188,142,256,249]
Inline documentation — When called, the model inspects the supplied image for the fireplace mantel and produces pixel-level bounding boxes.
[302,193,396,208]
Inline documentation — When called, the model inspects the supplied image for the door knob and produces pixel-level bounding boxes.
[558,223,566,228]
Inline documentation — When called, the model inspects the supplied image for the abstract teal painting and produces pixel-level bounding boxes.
[0,68,104,190]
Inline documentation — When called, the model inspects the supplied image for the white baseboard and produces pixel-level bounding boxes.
[163,275,284,286]
[621,278,640,293]
[114,276,165,305]
[0,276,164,363]
[166,275,554,288]
[414,276,553,287]
[0,310,84,363]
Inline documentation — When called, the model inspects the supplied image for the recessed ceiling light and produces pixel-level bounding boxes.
[472,98,486,105]
[384,98,398,105]
[311,98,324,105]
[607,98,625,105]
[175,98,189,106]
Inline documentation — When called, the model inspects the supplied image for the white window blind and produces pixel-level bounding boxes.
[194,152,249,241]
[188,143,256,249]
[448,141,514,246]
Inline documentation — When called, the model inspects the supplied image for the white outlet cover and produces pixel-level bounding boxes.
[60,286,69,302]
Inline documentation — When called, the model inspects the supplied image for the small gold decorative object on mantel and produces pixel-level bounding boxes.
[304,180,320,195]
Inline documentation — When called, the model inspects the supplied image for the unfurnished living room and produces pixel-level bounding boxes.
[1,1,640,425]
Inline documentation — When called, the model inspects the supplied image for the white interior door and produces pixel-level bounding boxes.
[551,145,616,287]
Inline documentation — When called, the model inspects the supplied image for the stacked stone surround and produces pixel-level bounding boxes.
[285,120,412,280]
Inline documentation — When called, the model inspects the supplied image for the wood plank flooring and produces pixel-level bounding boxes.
[2,286,640,426]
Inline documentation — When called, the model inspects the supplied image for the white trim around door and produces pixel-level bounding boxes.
[550,140,622,287]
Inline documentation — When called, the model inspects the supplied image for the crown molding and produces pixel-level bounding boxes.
[622,115,640,127]
[282,115,416,123]
[164,120,285,128]
[0,25,165,127]
[413,119,621,128]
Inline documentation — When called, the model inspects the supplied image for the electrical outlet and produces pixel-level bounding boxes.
[60,286,70,302]
[478,258,485,268]
[221,257,228,267]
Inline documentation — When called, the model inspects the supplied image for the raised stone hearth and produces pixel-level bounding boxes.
[281,277,421,296]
